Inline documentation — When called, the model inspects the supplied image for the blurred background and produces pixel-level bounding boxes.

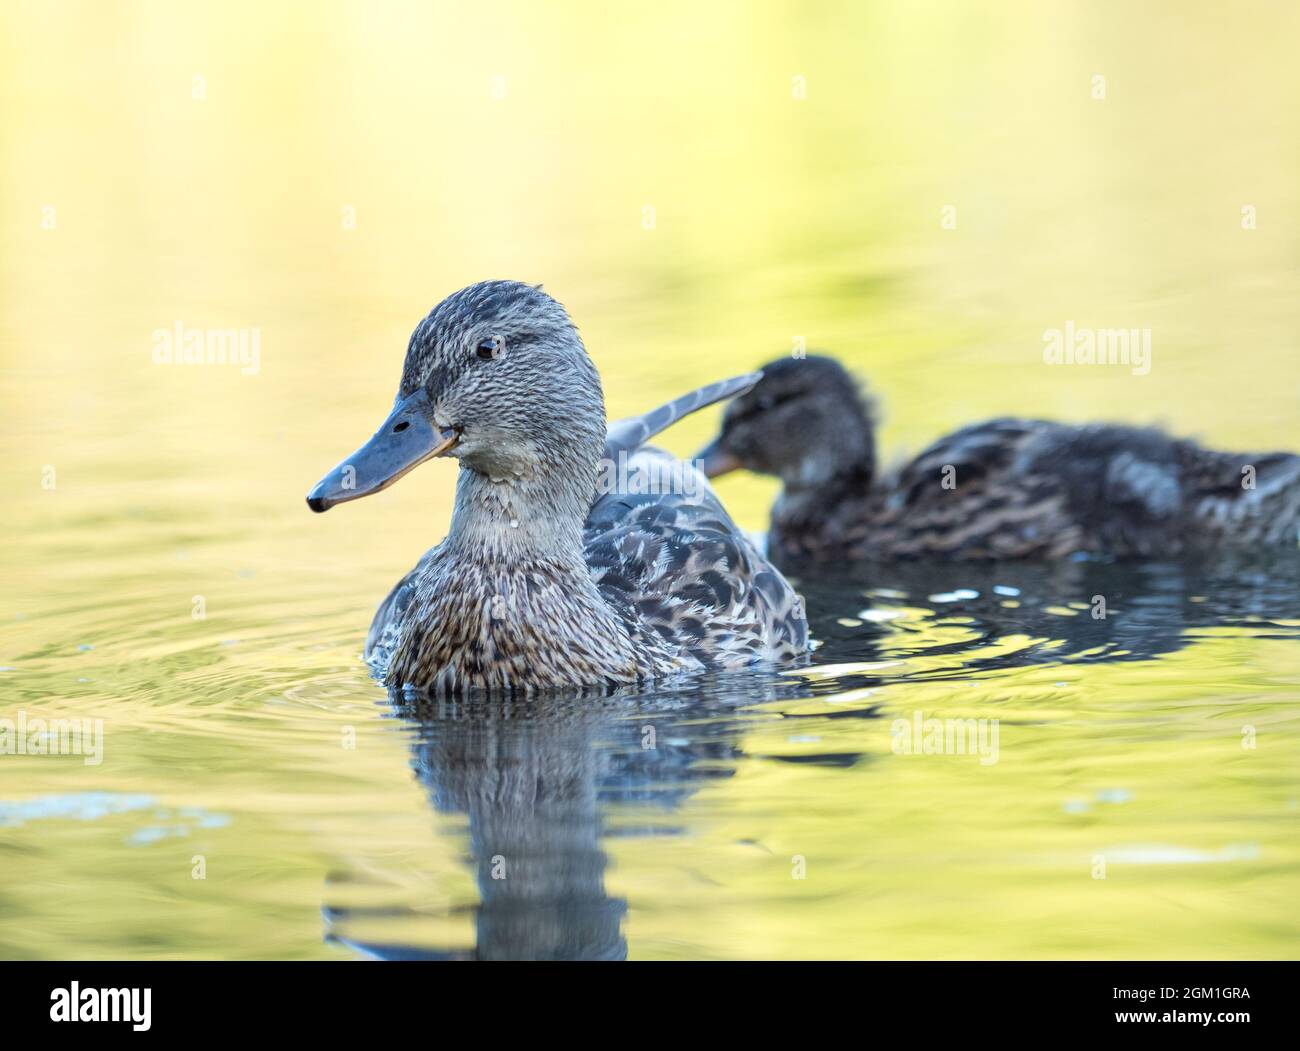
[0,1,1297,959]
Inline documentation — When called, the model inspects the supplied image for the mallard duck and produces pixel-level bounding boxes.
[306,281,808,693]
[696,354,1300,562]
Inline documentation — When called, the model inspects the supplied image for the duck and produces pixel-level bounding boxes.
[695,354,1300,563]
[306,281,808,693]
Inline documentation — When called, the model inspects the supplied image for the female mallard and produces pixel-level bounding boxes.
[306,281,808,693]
[696,354,1300,563]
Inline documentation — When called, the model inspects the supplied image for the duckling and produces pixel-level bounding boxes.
[306,281,808,693]
[696,354,1300,562]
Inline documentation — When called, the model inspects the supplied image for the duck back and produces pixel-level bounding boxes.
[772,418,1300,562]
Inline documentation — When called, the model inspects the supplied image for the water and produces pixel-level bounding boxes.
[3,553,1296,959]
[2,1,1299,959]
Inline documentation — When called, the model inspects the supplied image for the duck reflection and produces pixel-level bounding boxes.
[326,671,806,961]
[325,552,1299,960]
[408,698,626,960]
[803,553,1300,672]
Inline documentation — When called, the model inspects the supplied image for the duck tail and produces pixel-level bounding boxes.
[1179,444,1300,547]
[604,371,762,461]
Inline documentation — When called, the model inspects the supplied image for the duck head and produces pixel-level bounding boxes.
[695,354,877,489]
[307,281,606,512]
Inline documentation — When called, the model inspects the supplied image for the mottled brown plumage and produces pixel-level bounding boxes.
[698,355,1300,563]
[308,282,808,694]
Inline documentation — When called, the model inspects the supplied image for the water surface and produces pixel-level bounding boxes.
[1,1,1298,959]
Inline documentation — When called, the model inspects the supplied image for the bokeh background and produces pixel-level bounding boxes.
[1,1,1297,959]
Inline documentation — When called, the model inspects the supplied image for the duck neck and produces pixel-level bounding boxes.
[443,458,597,571]
[777,459,874,527]
[781,423,875,503]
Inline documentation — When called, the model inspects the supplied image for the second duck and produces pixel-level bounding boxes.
[697,354,1300,563]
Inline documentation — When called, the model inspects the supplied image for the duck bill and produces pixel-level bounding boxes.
[306,389,458,512]
[694,438,741,479]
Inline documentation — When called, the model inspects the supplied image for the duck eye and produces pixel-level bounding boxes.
[475,338,502,360]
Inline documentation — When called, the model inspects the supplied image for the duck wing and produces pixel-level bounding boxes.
[603,372,761,462]
[1176,443,1300,548]
[585,446,807,671]
[592,373,805,669]
[857,418,1175,558]
[877,420,1300,558]
[855,418,1075,558]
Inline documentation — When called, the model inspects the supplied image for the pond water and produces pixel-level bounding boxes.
[1,2,1298,959]
[3,548,1297,959]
